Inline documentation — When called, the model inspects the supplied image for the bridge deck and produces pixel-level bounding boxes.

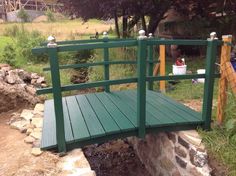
[41,90,203,150]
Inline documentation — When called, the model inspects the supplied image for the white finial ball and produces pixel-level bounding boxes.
[210,32,217,39]
[139,30,146,36]
[47,35,56,43]
[103,31,108,36]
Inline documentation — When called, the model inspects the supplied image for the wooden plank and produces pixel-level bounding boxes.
[85,94,121,134]
[124,91,178,125]
[160,45,166,92]
[62,98,74,143]
[41,100,57,149]
[217,35,232,125]
[95,93,135,131]
[115,91,161,126]
[76,95,106,138]
[148,91,202,120]
[147,91,202,122]
[65,96,90,141]
[105,92,138,127]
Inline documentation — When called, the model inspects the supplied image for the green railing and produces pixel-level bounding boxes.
[32,31,220,152]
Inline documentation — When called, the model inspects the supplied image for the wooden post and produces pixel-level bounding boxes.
[159,44,166,92]
[103,32,110,92]
[217,35,232,125]
[202,38,218,130]
[47,36,66,153]
[148,33,154,90]
[137,30,147,138]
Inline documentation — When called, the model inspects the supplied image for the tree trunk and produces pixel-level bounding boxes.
[122,9,128,38]
[141,15,147,33]
[147,15,160,34]
[114,11,120,38]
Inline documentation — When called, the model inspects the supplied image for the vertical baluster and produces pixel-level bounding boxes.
[103,32,110,92]
[137,30,147,138]
[47,36,66,152]
[148,33,154,90]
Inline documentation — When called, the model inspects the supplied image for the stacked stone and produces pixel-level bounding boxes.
[129,131,212,176]
[0,64,47,89]
[10,103,44,156]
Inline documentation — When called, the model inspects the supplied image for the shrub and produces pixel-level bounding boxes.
[3,25,20,37]
[0,44,16,66]
[45,10,56,22]
[17,9,29,22]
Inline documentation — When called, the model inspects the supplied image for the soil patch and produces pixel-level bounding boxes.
[83,139,151,176]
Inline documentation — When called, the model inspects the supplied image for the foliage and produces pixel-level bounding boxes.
[0,44,16,66]
[17,9,29,22]
[45,10,56,22]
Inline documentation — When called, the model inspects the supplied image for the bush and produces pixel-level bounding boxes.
[0,44,16,66]
[45,10,56,22]
[3,25,20,37]
[17,9,29,22]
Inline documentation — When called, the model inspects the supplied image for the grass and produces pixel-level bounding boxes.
[0,19,113,40]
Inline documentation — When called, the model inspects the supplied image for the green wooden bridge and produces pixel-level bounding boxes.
[32,31,221,152]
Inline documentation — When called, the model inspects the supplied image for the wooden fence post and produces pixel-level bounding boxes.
[137,30,147,138]
[202,37,218,130]
[47,36,66,152]
[103,32,110,92]
[159,44,166,92]
[217,35,232,125]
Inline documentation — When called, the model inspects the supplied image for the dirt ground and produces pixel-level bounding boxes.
[0,110,60,176]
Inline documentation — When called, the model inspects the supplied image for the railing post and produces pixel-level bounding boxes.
[103,32,110,92]
[137,30,147,138]
[159,42,166,92]
[47,36,66,152]
[148,33,154,90]
[202,33,218,130]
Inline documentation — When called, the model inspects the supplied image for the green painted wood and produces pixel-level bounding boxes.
[137,37,147,138]
[151,91,202,120]
[147,74,206,81]
[103,37,110,92]
[57,40,137,52]
[202,39,218,130]
[105,92,139,127]
[48,47,66,152]
[122,91,176,125]
[62,99,74,143]
[41,100,57,149]
[85,94,121,134]
[115,91,162,125]
[95,93,134,131]
[148,45,154,90]
[147,91,202,123]
[75,95,106,138]
[148,39,208,46]
[32,47,47,55]
[65,96,90,141]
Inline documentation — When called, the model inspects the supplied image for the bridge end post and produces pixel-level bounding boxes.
[47,36,66,153]
[202,33,218,130]
[137,30,147,138]
[148,33,154,90]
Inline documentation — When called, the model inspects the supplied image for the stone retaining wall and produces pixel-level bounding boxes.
[128,131,211,176]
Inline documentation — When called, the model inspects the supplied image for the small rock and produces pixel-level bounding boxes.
[10,120,29,131]
[1,66,11,72]
[26,128,33,135]
[31,78,37,84]
[41,83,47,88]
[31,73,39,79]
[0,63,10,68]
[30,131,42,139]
[36,77,45,84]
[31,148,43,156]
[25,86,36,95]
[32,140,41,148]
[20,109,34,121]
[24,136,35,144]
[34,128,42,132]
[31,118,43,128]
[20,128,27,133]
[33,113,43,119]
[33,104,44,114]
[0,69,6,78]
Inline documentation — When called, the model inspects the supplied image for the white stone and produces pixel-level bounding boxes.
[30,131,42,139]
[10,120,29,131]
[34,128,42,132]
[25,86,36,95]
[31,118,43,128]
[24,136,35,144]
[26,128,33,135]
[178,130,202,146]
[33,103,44,114]
[20,109,34,121]
[31,148,43,156]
